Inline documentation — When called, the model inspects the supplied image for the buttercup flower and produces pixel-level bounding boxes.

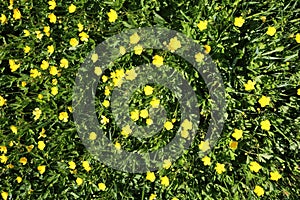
[297,88,300,95]
[134,45,143,55]
[33,108,42,120]
[266,26,276,36]
[261,119,271,131]
[9,60,20,72]
[202,156,211,166]
[249,161,262,172]
[114,142,121,150]
[38,141,45,150]
[146,171,156,182]
[60,58,69,68]
[270,171,282,181]
[149,194,156,200]
[24,46,31,53]
[119,46,126,55]
[76,177,83,185]
[48,0,56,10]
[229,141,238,150]
[94,67,102,76]
[78,23,84,32]
[160,176,170,186]
[10,125,17,134]
[244,80,256,91]
[70,38,79,47]
[204,44,211,54]
[51,87,58,95]
[47,45,54,54]
[234,16,245,27]
[167,37,181,52]
[0,146,7,154]
[48,13,56,23]
[0,14,7,24]
[232,129,243,140]
[1,192,8,200]
[0,155,8,164]
[0,95,7,106]
[164,121,173,130]
[197,20,208,31]
[68,4,76,13]
[13,8,21,20]
[19,157,27,165]
[37,165,46,174]
[199,140,210,152]
[152,55,164,67]
[296,33,300,43]
[195,52,204,62]
[101,115,109,124]
[49,66,58,76]
[79,32,89,42]
[82,161,91,172]
[121,125,132,137]
[215,163,226,174]
[130,109,139,121]
[107,9,118,23]
[254,185,264,197]
[258,96,270,107]
[144,85,154,95]
[130,33,140,44]
[125,69,137,80]
[163,159,172,169]
[30,69,41,78]
[98,183,106,191]
[16,176,22,183]
[150,98,160,108]
[59,112,69,122]
[68,161,76,169]
[140,109,149,119]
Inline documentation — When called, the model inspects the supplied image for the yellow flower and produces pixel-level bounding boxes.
[107,9,118,23]
[195,52,204,62]
[119,46,126,55]
[78,23,84,32]
[171,198,179,200]
[19,157,27,165]
[51,86,58,96]
[39,128,46,139]
[114,141,121,150]
[23,29,30,37]
[215,163,226,174]
[121,125,132,137]
[98,183,106,191]
[197,20,208,31]
[144,85,154,95]
[1,191,8,200]
[94,67,102,76]
[266,26,276,36]
[47,45,54,54]
[202,156,211,166]
[49,66,58,76]
[40,60,49,70]
[60,58,69,68]
[163,159,172,169]
[13,8,21,20]
[130,109,140,121]
[0,155,8,164]
[21,81,27,87]
[35,30,43,40]
[204,44,211,54]
[229,141,238,150]
[88,132,97,140]
[70,38,79,47]
[0,146,7,154]
[160,176,169,186]
[102,100,110,108]
[91,53,98,63]
[270,171,282,181]
[134,45,143,55]
[30,69,41,78]
[298,88,300,95]
[24,46,31,53]
[249,161,262,172]
[125,69,137,81]
[102,75,108,83]
[37,141,45,150]
[68,161,76,169]
[9,59,20,72]
[140,109,149,119]
[101,115,109,124]
[149,193,157,200]
[261,119,271,131]
[130,33,140,44]
[59,112,68,122]
[152,55,164,67]
[82,161,91,172]
[296,33,300,43]
[52,79,58,85]
[44,26,50,36]
[164,121,173,130]
[8,0,13,10]
[0,14,7,24]
[258,96,270,107]
[76,177,83,185]
[150,98,160,108]
[167,37,181,52]
[26,145,34,152]
[79,31,89,42]
[260,16,266,23]
[234,17,245,27]
[181,130,189,138]
[232,129,243,140]
[182,119,192,130]
[199,140,210,152]
[16,176,22,183]
[68,4,76,13]
[48,0,56,10]
[244,80,256,91]
[146,118,153,125]
[146,171,156,182]
[32,108,42,120]
[0,96,7,107]
[254,185,264,197]
[48,13,57,23]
